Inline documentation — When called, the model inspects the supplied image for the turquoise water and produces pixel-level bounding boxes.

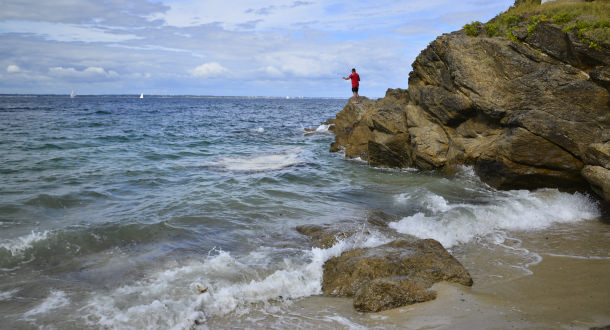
[0,95,602,328]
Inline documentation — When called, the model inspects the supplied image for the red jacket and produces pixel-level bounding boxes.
[349,73,360,87]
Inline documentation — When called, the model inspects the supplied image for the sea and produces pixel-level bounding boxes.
[0,95,607,329]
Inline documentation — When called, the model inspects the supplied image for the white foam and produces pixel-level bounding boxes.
[542,253,610,260]
[348,157,367,164]
[389,188,600,248]
[23,290,70,320]
[81,231,390,329]
[324,315,368,329]
[0,288,18,301]
[217,148,301,172]
[0,231,49,257]
[395,191,451,213]
[250,127,265,133]
[196,232,388,317]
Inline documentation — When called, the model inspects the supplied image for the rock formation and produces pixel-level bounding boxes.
[323,239,473,312]
[296,219,473,312]
[330,20,610,201]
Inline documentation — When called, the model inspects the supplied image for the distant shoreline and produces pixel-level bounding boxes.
[0,94,353,100]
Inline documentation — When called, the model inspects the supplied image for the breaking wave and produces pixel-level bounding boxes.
[389,188,600,248]
[81,233,389,329]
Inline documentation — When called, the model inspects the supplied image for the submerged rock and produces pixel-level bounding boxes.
[330,20,610,202]
[295,211,398,248]
[296,224,359,248]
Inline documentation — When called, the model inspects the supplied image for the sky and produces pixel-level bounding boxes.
[0,0,513,97]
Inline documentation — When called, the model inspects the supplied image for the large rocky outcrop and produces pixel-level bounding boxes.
[331,21,610,201]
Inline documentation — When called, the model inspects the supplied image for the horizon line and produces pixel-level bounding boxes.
[0,93,359,99]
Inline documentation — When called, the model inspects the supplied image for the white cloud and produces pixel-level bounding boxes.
[49,66,119,79]
[191,62,229,78]
[0,0,514,96]
[6,64,20,73]
[0,20,142,43]
[157,0,503,32]
[0,0,169,25]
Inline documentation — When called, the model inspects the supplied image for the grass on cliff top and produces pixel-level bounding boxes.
[463,0,610,49]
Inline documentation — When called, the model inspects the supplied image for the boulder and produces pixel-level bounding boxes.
[582,166,610,201]
[296,215,473,312]
[322,239,473,312]
[296,224,358,249]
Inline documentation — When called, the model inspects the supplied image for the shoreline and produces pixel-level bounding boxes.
[372,218,610,329]
[376,253,610,329]
[203,218,610,329]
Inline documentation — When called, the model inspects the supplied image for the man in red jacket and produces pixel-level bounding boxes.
[343,68,360,104]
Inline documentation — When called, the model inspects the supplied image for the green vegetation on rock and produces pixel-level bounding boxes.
[463,21,482,36]
[467,0,610,48]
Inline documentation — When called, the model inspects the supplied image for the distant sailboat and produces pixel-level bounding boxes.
[70,90,76,98]
[139,93,144,99]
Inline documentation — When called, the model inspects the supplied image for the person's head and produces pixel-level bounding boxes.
[352,68,356,72]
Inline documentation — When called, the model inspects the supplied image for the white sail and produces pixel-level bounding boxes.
[70,90,76,98]
[140,93,144,99]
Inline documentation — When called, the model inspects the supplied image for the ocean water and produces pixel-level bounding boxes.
[0,95,605,329]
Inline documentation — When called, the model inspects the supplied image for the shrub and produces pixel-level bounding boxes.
[553,12,572,24]
[499,14,520,27]
[485,22,500,37]
[527,14,548,35]
[564,20,592,32]
[507,27,519,42]
[463,21,482,36]
[467,0,609,47]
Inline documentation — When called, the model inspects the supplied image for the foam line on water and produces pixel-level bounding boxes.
[542,253,610,260]
[23,290,70,321]
[216,148,302,172]
[0,288,19,301]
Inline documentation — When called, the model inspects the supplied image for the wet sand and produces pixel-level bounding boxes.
[377,255,610,329]
[376,219,610,329]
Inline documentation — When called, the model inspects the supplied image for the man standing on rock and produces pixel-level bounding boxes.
[343,68,360,104]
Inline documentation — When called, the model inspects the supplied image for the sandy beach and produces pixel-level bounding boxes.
[374,218,610,329]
